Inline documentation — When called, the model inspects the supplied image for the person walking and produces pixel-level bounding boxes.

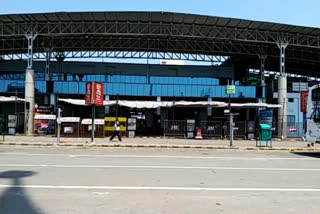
[110,118,122,141]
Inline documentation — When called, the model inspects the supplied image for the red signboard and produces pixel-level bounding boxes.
[85,82,92,105]
[94,82,104,105]
[85,82,104,105]
[300,91,308,113]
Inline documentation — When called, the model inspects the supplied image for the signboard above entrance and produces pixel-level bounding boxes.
[35,104,54,114]
[225,85,236,95]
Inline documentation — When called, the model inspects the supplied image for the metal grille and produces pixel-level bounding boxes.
[164,120,185,137]
[233,121,247,138]
[200,121,223,138]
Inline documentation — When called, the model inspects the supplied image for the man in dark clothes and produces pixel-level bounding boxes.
[109,118,122,141]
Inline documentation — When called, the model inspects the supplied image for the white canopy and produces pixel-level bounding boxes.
[81,119,105,125]
[58,98,116,106]
[0,96,25,102]
[59,98,281,109]
[231,103,282,108]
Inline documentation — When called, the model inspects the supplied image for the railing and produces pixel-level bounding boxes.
[224,121,253,139]
[164,120,306,139]
[164,120,186,137]
[200,121,223,138]
[272,122,305,138]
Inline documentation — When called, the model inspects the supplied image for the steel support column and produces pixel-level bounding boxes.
[258,55,267,103]
[44,48,51,105]
[277,41,288,139]
[45,48,51,81]
[259,56,266,88]
[24,33,37,135]
[56,52,65,81]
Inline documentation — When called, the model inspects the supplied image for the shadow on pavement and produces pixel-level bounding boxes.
[292,152,320,158]
[0,170,44,214]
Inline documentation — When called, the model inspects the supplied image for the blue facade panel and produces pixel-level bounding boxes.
[149,76,219,85]
[109,75,147,84]
[35,81,46,93]
[1,75,256,98]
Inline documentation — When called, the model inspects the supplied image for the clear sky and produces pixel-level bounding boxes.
[0,0,319,27]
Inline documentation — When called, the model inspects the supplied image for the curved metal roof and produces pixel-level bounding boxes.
[1,11,319,35]
[0,11,320,75]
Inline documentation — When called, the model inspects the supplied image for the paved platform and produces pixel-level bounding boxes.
[0,135,318,151]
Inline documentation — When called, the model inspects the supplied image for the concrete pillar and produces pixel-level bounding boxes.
[277,41,288,139]
[44,95,49,105]
[50,94,56,107]
[25,68,35,135]
[278,75,287,138]
[246,108,250,121]
[157,96,161,115]
[24,33,37,135]
[207,97,212,116]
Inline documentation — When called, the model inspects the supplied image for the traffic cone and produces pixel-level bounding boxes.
[195,127,203,139]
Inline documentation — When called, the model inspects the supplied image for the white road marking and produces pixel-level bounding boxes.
[0,184,320,192]
[0,152,317,161]
[0,164,319,171]
[91,192,110,195]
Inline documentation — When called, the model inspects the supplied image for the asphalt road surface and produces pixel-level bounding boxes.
[0,147,320,214]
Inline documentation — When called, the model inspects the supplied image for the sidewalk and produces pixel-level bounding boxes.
[1,135,319,151]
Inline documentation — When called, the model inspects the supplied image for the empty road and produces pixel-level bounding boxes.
[0,147,320,214]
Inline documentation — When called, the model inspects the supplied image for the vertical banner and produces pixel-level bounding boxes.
[93,82,104,105]
[85,82,92,105]
[85,82,104,105]
[300,91,308,113]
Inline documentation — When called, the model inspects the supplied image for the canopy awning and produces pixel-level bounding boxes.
[58,98,281,109]
[0,96,25,102]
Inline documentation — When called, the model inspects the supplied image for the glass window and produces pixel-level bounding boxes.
[287,115,295,123]
[312,88,320,101]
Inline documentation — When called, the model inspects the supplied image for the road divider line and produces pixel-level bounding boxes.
[0,184,319,192]
[0,164,320,171]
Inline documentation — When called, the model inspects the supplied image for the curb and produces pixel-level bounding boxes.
[0,142,318,152]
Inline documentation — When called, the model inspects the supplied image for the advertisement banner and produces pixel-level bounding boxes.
[85,82,104,105]
[64,127,74,134]
[93,82,104,105]
[301,91,308,113]
[8,115,17,128]
[88,125,96,132]
[34,119,55,134]
[85,82,92,105]
[259,109,273,125]
[127,118,137,131]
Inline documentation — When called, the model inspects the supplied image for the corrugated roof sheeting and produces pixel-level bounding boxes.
[1,12,319,36]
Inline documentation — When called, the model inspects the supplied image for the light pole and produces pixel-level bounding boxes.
[225,84,236,146]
